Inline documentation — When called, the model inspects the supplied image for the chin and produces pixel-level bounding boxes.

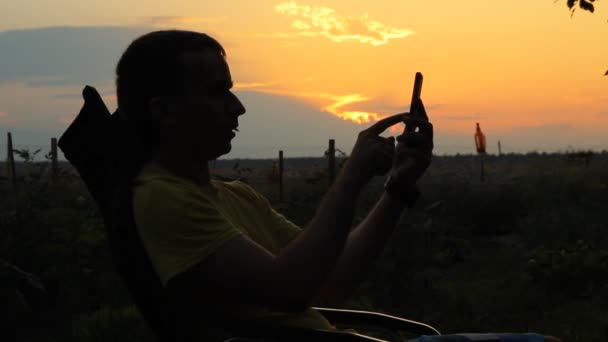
[207,144,232,160]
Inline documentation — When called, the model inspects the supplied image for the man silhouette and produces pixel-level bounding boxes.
[117,30,433,340]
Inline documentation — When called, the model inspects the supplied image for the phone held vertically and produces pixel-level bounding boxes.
[410,72,423,114]
[406,72,425,132]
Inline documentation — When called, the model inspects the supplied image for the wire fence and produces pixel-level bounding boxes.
[2,132,607,200]
[2,142,607,162]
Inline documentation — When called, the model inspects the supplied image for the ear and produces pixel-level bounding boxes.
[149,97,177,127]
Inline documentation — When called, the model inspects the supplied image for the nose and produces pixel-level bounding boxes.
[229,91,246,117]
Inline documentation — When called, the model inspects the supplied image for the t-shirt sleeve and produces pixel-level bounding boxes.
[133,179,242,286]
[266,205,302,248]
[235,181,302,248]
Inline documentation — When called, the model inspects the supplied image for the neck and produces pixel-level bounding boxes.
[152,144,211,186]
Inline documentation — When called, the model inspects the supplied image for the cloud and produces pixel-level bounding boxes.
[231,90,361,158]
[0,26,151,86]
[238,86,402,133]
[138,16,226,27]
[322,93,384,124]
[275,2,414,46]
[245,87,382,122]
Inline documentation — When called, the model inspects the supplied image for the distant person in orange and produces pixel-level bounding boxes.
[119,30,433,340]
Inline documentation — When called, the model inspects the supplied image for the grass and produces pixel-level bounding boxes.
[0,152,607,341]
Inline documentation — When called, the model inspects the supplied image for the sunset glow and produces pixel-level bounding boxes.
[275,2,414,45]
[322,94,382,124]
[0,0,607,156]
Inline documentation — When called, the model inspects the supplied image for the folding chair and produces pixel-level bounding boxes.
[58,86,555,342]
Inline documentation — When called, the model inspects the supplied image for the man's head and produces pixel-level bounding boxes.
[116,30,245,161]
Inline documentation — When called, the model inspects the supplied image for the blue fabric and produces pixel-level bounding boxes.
[409,333,546,342]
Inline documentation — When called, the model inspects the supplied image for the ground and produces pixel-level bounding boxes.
[0,152,606,341]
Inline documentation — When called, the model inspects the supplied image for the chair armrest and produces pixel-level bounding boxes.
[224,327,387,342]
[314,307,440,337]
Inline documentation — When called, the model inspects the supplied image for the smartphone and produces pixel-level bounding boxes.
[406,72,425,132]
[409,72,423,116]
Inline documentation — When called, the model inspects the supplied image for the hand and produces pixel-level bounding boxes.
[341,113,405,185]
[391,99,433,185]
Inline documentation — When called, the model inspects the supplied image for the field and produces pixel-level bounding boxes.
[1,152,607,341]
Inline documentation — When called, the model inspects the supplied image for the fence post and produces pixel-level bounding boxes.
[51,137,58,181]
[7,132,16,190]
[328,139,335,185]
[278,150,284,202]
[6,132,20,225]
[480,153,485,182]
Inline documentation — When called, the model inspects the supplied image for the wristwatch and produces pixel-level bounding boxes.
[383,176,420,208]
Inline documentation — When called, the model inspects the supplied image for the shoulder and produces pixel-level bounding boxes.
[133,162,191,189]
[132,163,216,213]
[218,180,263,200]
[217,180,272,212]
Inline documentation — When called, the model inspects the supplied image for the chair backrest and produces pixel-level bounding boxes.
[105,177,175,342]
[58,86,174,342]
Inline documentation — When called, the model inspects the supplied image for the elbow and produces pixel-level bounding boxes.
[278,296,314,313]
[317,286,349,308]
[263,262,320,312]
[266,290,315,312]
[262,280,316,312]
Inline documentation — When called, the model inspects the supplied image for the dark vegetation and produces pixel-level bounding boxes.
[1,151,607,341]
[566,0,598,14]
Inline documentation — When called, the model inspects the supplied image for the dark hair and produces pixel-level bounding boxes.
[116,30,226,147]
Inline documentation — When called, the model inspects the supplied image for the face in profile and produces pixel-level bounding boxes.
[161,50,246,161]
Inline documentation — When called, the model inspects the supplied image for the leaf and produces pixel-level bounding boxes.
[579,0,595,12]
[567,0,577,9]
[605,70,608,76]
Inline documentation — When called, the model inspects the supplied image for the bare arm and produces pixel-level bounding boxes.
[319,107,434,305]
[317,192,407,305]
[166,114,406,312]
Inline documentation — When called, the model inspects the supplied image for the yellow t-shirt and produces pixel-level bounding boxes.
[132,162,333,333]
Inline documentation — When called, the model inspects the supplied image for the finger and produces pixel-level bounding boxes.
[395,147,432,165]
[403,118,434,138]
[406,99,428,132]
[397,133,433,151]
[399,133,433,148]
[379,148,394,161]
[402,116,427,127]
[364,113,406,136]
[374,150,394,175]
[374,139,395,154]
[374,135,396,147]
[397,132,434,149]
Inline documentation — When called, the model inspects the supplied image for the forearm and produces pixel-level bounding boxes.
[319,191,407,305]
[273,171,365,307]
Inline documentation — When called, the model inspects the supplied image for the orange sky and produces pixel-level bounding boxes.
[0,0,606,155]
[226,1,608,132]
